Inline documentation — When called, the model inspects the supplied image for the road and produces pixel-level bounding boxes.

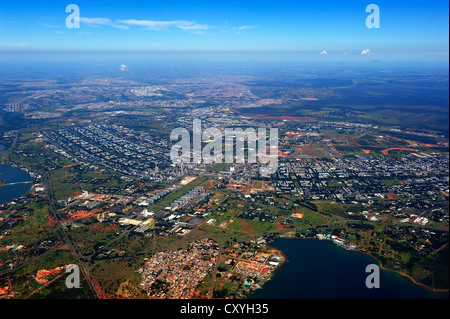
[208,243,223,299]
[45,174,101,299]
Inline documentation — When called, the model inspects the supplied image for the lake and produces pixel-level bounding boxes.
[0,164,33,205]
[249,238,448,299]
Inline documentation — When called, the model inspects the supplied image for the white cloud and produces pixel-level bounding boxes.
[120,64,127,71]
[361,49,371,55]
[233,25,258,34]
[80,17,112,26]
[80,17,129,29]
[178,24,210,31]
[320,50,328,55]
[111,24,129,30]
[116,19,210,31]
[38,23,59,28]
[237,25,258,30]
[79,17,211,32]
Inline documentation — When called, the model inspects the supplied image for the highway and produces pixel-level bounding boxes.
[207,243,223,299]
[45,174,101,299]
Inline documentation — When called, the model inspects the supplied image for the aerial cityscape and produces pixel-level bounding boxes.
[0,0,448,309]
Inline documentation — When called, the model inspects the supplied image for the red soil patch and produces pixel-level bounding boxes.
[46,214,57,227]
[331,148,340,154]
[63,209,103,223]
[0,286,12,295]
[275,221,290,230]
[35,265,68,284]
[381,148,419,155]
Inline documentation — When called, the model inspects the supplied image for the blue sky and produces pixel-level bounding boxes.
[0,0,448,61]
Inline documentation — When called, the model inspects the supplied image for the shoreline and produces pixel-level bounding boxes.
[261,237,449,297]
[264,246,287,280]
[0,164,34,205]
[351,246,449,295]
[246,246,287,298]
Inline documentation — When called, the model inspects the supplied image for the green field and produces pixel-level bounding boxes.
[148,176,208,212]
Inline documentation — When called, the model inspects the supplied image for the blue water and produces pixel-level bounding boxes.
[0,164,33,204]
[249,238,448,299]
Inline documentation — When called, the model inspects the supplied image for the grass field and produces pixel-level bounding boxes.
[226,219,277,236]
[0,200,58,248]
[148,176,208,212]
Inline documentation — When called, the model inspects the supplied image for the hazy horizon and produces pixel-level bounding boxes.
[1,0,448,60]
